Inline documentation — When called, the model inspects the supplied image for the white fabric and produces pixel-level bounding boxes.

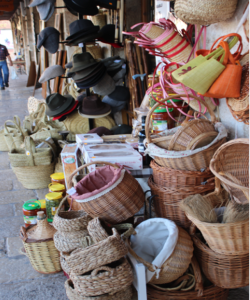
[145,122,227,158]
[130,218,178,283]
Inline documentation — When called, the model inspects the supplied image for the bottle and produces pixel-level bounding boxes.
[138,116,151,166]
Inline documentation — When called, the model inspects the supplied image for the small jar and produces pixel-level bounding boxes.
[48,183,66,196]
[152,106,175,134]
[22,200,42,228]
[50,173,65,185]
[45,192,63,222]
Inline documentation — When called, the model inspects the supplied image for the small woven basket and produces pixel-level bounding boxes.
[175,0,238,25]
[53,196,92,232]
[65,280,133,300]
[20,225,61,274]
[27,96,45,114]
[210,138,249,204]
[193,234,249,289]
[64,228,128,275]
[186,182,249,256]
[148,176,215,228]
[60,254,71,274]
[54,231,93,253]
[127,226,193,284]
[71,258,133,297]
[68,162,145,224]
[150,160,214,188]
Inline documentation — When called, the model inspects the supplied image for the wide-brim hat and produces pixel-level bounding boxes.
[72,62,104,81]
[46,93,75,117]
[70,52,97,73]
[65,32,101,46]
[52,100,79,120]
[63,0,98,16]
[78,95,111,118]
[102,96,127,114]
[65,20,99,41]
[39,65,64,83]
[75,67,106,89]
[92,73,116,96]
[108,86,130,102]
[37,27,59,54]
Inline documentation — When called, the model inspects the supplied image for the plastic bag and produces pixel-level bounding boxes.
[10,66,18,80]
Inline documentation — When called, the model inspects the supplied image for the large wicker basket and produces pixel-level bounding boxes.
[186,181,249,256]
[193,234,249,289]
[68,161,145,224]
[20,225,61,274]
[210,138,249,204]
[127,226,193,285]
[145,94,227,171]
[148,176,215,228]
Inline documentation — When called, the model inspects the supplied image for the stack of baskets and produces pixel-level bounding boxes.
[147,95,226,228]
[61,217,134,300]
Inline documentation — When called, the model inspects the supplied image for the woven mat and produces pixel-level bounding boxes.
[227,288,249,300]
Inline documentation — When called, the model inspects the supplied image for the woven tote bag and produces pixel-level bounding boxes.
[4,116,28,150]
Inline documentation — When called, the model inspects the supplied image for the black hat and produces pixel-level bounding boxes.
[108,86,130,102]
[95,0,117,9]
[70,52,97,73]
[73,62,105,81]
[63,0,98,16]
[98,24,122,47]
[102,56,125,77]
[37,27,59,54]
[46,93,75,117]
[65,32,101,46]
[75,67,106,89]
[65,19,99,41]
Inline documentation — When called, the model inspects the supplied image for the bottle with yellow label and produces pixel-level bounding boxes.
[45,192,63,222]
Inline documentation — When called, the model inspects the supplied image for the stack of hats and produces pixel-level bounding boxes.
[102,86,130,114]
[29,0,55,21]
[69,53,106,89]
[37,27,60,54]
[46,93,79,121]
[78,95,111,119]
[64,19,101,46]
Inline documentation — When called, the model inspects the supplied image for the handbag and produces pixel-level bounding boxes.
[201,41,242,98]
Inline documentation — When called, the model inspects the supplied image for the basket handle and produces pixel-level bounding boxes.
[180,110,194,127]
[19,247,27,256]
[67,161,120,189]
[114,223,137,239]
[91,266,115,276]
[145,94,218,144]
[54,196,68,216]
[191,256,203,296]
[125,239,158,273]
[219,171,249,201]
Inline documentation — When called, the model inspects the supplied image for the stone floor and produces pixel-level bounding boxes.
[0,74,248,299]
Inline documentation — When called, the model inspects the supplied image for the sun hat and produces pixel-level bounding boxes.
[108,86,130,102]
[75,67,106,89]
[46,93,75,117]
[65,19,99,41]
[78,95,111,118]
[72,62,104,81]
[37,27,60,54]
[92,73,116,95]
[70,52,97,73]
[102,96,127,114]
[95,0,118,9]
[88,127,113,136]
[63,0,98,16]
[52,101,79,120]
[39,65,64,83]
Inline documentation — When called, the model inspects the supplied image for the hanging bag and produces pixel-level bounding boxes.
[201,41,242,98]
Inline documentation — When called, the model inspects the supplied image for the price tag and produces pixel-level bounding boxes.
[67,187,76,196]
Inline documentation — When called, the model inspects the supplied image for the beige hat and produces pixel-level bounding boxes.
[39,65,64,83]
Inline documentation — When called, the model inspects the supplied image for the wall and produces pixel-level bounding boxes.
[206,0,249,139]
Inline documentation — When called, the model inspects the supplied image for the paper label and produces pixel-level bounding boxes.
[51,207,58,216]
[153,120,168,132]
[24,215,37,225]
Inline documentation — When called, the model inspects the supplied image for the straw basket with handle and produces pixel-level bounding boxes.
[68,161,145,224]
[210,138,249,205]
[4,116,28,150]
[145,94,227,171]
[186,179,249,256]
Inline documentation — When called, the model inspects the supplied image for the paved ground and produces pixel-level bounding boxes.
[0,74,248,299]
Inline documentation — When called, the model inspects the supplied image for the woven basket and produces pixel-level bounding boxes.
[227,54,249,124]
[60,254,71,274]
[54,231,93,252]
[186,182,249,256]
[147,283,228,300]
[146,94,226,171]
[193,234,249,289]
[71,258,133,297]
[175,0,238,25]
[168,118,216,151]
[87,218,136,243]
[20,225,61,274]
[53,196,92,232]
[210,138,249,205]
[65,280,133,300]
[68,162,145,224]
[64,228,128,275]
[30,127,62,142]
[13,162,55,189]
[27,96,45,114]
[127,226,193,284]
[150,160,214,188]
[148,176,215,228]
